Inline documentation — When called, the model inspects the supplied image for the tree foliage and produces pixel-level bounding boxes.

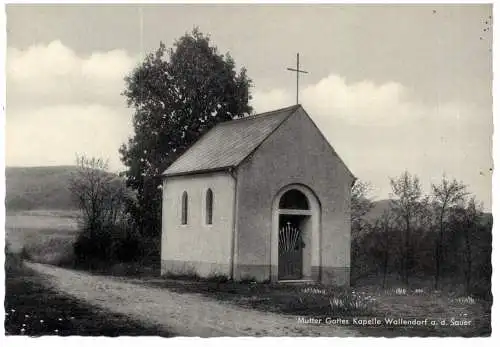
[351,180,375,238]
[389,171,423,285]
[352,171,491,299]
[448,197,489,296]
[120,28,252,236]
[68,155,138,266]
[431,176,468,289]
[69,155,132,230]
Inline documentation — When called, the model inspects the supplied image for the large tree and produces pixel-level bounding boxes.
[389,171,423,285]
[448,197,485,295]
[431,176,468,289]
[120,29,252,236]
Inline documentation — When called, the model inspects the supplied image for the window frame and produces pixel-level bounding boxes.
[181,191,188,225]
[204,188,214,226]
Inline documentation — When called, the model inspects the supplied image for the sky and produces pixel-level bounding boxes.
[5,3,493,208]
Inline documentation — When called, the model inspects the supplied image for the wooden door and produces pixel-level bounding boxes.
[278,221,303,280]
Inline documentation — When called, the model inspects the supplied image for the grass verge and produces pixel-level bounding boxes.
[131,276,491,337]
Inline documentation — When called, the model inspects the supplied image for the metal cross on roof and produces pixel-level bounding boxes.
[287,53,308,105]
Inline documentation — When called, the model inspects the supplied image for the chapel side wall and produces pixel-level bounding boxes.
[235,108,353,285]
[161,171,235,277]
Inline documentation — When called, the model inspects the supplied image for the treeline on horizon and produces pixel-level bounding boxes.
[351,171,492,300]
[64,154,492,302]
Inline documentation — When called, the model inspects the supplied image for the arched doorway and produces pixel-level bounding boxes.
[271,184,321,281]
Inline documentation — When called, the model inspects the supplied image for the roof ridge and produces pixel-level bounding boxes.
[162,104,302,177]
[233,104,300,168]
[219,104,301,125]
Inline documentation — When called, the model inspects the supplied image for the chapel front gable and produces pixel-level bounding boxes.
[236,106,355,197]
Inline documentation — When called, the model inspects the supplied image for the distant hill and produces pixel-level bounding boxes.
[365,199,392,222]
[5,166,80,211]
[6,167,492,225]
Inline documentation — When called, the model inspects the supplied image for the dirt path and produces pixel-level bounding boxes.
[26,262,357,337]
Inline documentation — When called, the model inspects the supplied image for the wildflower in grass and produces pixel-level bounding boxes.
[58,318,63,321]
[54,329,59,333]
[11,309,15,312]
[25,314,30,318]
[22,323,26,327]
[351,299,363,309]
[40,319,44,323]
[20,328,25,334]
[329,294,371,313]
[455,296,475,305]
[329,297,345,309]
[395,288,407,295]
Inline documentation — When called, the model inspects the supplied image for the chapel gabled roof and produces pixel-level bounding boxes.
[162,105,301,177]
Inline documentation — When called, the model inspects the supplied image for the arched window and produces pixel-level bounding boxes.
[205,189,214,225]
[181,191,188,225]
[279,189,309,210]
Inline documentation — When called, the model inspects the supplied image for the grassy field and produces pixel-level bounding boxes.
[5,210,79,264]
[128,275,491,337]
